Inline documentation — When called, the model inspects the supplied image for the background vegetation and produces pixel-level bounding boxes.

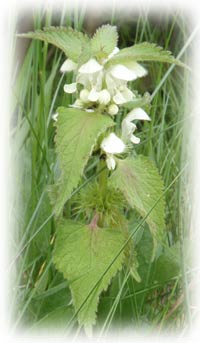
[10,5,193,337]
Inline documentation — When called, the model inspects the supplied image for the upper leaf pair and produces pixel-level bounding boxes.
[18,25,185,67]
[18,25,119,65]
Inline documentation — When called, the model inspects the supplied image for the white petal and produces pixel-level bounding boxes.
[108,104,119,115]
[60,59,77,73]
[126,108,151,122]
[120,87,135,102]
[110,64,137,81]
[78,58,103,74]
[88,88,100,102]
[108,47,120,60]
[52,113,58,121]
[101,133,126,154]
[106,155,116,170]
[130,134,140,144]
[63,83,77,94]
[122,119,137,139]
[124,62,148,78]
[76,73,90,88]
[98,89,111,105]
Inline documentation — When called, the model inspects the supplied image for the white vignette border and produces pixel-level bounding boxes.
[0,0,200,342]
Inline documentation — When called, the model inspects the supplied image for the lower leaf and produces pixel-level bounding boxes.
[111,155,165,258]
[53,219,125,328]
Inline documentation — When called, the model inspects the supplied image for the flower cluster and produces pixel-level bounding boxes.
[61,47,147,113]
[56,45,151,170]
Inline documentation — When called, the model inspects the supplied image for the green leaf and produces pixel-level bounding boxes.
[78,41,92,66]
[111,156,165,257]
[17,26,90,62]
[53,219,125,327]
[153,243,181,283]
[91,25,118,59]
[106,42,185,67]
[52,107,114,216]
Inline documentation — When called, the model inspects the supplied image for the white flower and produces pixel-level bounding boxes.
[123,61,147,78]
[77,70,103,90]
[98,89,111,105]
[78,58,103,74]
[63,82,77,94]
[52,112,58,121]
[122,108,151,144]
[112,87,135,105]
[60,59,77,73]
[62,58,103,100]
[101,132,126,170]
[108,104,119,115]
[104,60,147,105]
[75,59,104,103]
[105,73,135,105]
[109,64,139,81]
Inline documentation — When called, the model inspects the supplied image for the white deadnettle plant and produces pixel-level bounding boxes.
[20,24,184,331]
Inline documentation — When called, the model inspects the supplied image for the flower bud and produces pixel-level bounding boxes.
[98,89,111,105]
[63,83,77,94]
[88,89,100,102]
[80,89,90,103]
[108,104,119,115]
[60,59,77,73]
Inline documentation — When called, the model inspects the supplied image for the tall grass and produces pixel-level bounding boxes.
[10,6,193,337]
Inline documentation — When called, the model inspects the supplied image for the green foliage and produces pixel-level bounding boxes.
[18,26,90,62]
[106,42,185,67]
[91,25,118,59]
[73,181,126,227]
[111,156,165,256]
[124,236,141,283]
[133,226,155,289]
[51,107,114,216]
[153,243,181,283]
[53,219,125,328]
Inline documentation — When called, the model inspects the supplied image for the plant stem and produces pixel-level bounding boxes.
[97,158,108,227]
[98,158,108,200]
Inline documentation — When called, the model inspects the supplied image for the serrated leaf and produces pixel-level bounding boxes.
[105,42,185,67]
[111,156,165,256]
[18,26,90,62]
[53,219,125,327]
[52,107,114,216]
[91,25,118,59]
[78,41,92,66]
